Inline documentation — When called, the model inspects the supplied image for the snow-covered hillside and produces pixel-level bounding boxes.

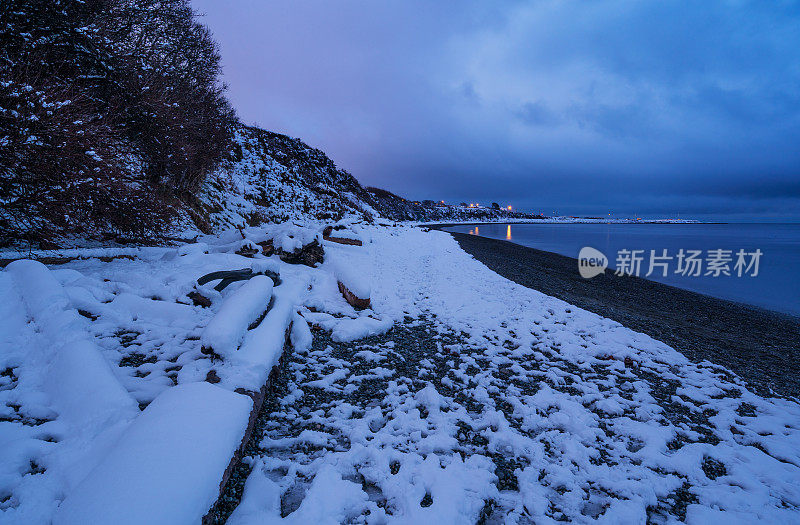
[186,126,381,232]
[180,125,540,235]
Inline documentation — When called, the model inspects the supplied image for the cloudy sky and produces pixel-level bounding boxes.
[193,0,800,220]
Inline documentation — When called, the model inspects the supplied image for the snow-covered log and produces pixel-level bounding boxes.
[221,276,310,392]
[54,383,253,525]
[200,275,274,358]
[323,226,363,246]
[328,248,372,309]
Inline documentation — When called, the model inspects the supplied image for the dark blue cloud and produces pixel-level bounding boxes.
[193,0,800,220]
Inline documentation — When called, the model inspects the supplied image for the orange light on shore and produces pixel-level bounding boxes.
[507,205,512,211]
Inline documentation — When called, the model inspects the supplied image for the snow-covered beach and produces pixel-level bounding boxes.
[2,222,800,524]
[447,229,800,400]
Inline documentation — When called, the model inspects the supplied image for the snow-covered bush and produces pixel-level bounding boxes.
[0,0,235,246]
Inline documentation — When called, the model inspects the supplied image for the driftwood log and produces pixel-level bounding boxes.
[322,225,362,246]
[235,244,259,258]
[256,240,274,256]
[325,235,362,246]
[338,281,370,309]
[202,327,293,524]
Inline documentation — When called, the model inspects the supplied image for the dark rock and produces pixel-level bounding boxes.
[201,346,223,361]
[236,243,259,258]
[206,369,221,384]
[188,291,212,308]
[78,309,98,321]
[277,239,324,267]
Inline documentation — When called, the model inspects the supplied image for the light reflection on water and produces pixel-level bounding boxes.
[446,222,800,316]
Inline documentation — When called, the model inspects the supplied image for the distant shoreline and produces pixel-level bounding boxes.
[422,219,709,227]
[444,230,800,400]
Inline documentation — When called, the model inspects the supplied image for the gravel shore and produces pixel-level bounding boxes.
[212,315,735,523]
[206,227,800,522]
[446,230,800,400]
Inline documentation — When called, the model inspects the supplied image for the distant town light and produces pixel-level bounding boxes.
[507,205,512,211]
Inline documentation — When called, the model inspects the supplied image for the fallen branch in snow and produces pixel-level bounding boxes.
[197,267,281,291]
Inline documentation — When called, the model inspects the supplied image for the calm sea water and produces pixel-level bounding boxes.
[444,223,800,316]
